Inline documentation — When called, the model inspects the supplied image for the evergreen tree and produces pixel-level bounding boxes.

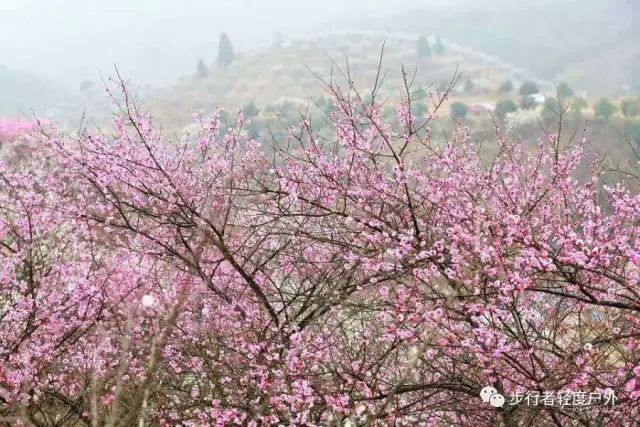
[450,102,468,120]
[495,99,518,119]
[519,81,539,96]
[217,33,235,68]
[594,98,616,120]
[498,80,514,93]
[195,58,208,79]
[557,81,573,99]
[417,36,431,59]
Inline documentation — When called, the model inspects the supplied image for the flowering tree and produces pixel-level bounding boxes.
[0,118,33,143]
[1,71,640,426]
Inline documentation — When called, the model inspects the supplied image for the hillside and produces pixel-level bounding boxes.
[145,31,640,168]
[149,32,538,130]
[379,0,637,97]
[0,64,62,117]
[557,35,640,96]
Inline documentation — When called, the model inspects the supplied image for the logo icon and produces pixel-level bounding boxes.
[480,385,505,408]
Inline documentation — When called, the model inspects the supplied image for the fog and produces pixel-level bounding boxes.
[2,0,632,86]
[0,0,420,86]
[0,0,638,119]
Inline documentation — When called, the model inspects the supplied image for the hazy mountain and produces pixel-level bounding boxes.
[379,0,638,96]
[0,64,62,117]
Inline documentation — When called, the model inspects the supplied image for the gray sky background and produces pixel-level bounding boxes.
[0,0,636,92]
[0,0,427,87]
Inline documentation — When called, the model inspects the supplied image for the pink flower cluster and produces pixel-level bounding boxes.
[1,79,639,425]
[0,118,33,143]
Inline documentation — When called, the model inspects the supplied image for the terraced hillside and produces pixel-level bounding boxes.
[150,32,535,130]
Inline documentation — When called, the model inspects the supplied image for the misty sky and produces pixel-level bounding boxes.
[1,0,636,92]
[0,0,426,87]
